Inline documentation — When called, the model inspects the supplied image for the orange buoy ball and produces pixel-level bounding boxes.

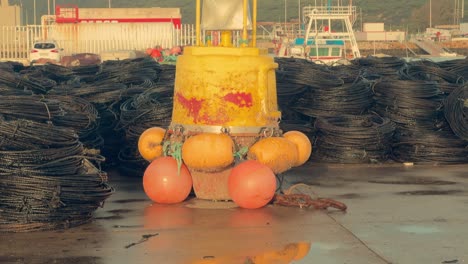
[182,133,234,172]
[143,157,193,204]
[228,160,277,209]
[138,127,166,162]
[283,130,312,166]
[247,137,298,174]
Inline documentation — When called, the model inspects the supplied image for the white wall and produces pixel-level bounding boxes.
[356,31,406,42]
[0,23,196,61]
[363,23,385,32]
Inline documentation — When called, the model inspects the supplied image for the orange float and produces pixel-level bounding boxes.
[228,160,276,209]
[247,137,298,174]
[283,130,312,166]
[138,127,166,162]
[143,157,192,204]
[182,133,234,172]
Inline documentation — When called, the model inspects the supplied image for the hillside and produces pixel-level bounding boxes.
[14,0,468,32]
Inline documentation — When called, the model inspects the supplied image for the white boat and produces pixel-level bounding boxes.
[278,37,346,64]
[274,1,361,64]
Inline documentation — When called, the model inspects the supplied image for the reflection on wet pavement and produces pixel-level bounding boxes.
[2,164,467,263]
[191,242,311,264]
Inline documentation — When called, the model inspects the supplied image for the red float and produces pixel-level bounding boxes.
[143,157,193,204]
[228,160,277,209]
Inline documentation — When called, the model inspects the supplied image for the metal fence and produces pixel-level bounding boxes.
[0,23,196,62]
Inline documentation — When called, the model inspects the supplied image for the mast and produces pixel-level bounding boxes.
[429,0,432,28]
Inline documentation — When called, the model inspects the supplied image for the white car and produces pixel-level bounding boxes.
[29,40,63,64]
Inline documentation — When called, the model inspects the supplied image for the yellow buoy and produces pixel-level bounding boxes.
[171,46,280,129]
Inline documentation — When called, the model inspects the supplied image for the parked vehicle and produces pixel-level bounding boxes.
[29,40,63,65]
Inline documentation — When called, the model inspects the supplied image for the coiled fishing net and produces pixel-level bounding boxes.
[438,57,468,80]
[274,58,310,123]
[47,57,165,167]
[373,80,446,129]
[117,85,174,175]
[294,78,373,118]
[0,61,24,72]
[0,95,101,149]
[353,56,406,79]
[399,61,464,83]
[0,120,113,232]
[70,64,101,83]
[0,69,47,94]
[275,57,344,88]
[392,128,468,164]
[314,114,395,163]
[373,63,468,164]
[444,84,468,141]
[277,56,467,165]
[95,57,161,85]
[158,64,176,84]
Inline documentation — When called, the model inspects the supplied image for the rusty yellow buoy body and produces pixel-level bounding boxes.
[171,46,280,130]
[169,45,281,200]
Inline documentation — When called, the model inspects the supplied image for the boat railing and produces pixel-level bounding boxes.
[303,5,357,24]
[272,23,305,39]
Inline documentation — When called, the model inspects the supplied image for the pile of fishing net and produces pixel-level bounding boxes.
[313,114,395,163]
[372,60,468,164]
[293,78,373,118]
[0,69,48,94]
[47,57,164,167]
[353,56,406,80]
[275,58,374,150]
[0,95,101,149]
[444,84,468,142]
[117,86,174,175]
[277,57,468,164]
[0,62,114,232]
[0,120,113,232]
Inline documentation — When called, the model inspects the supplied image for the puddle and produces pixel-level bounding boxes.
[94,215,125,220]
[46,257,102,264]
[334,193,364,199]
[368,178,456,185]
[96,208,136,221]
[442,259,460,264]
[0,256,102,264]
[107,209,135,214]
[290,180,349,188]
[397,190,464,196]
[125,233,159,249]
[113,225,144,229]
[398,225,441,234]
[111,199,148,204]
[185,199,237,209]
